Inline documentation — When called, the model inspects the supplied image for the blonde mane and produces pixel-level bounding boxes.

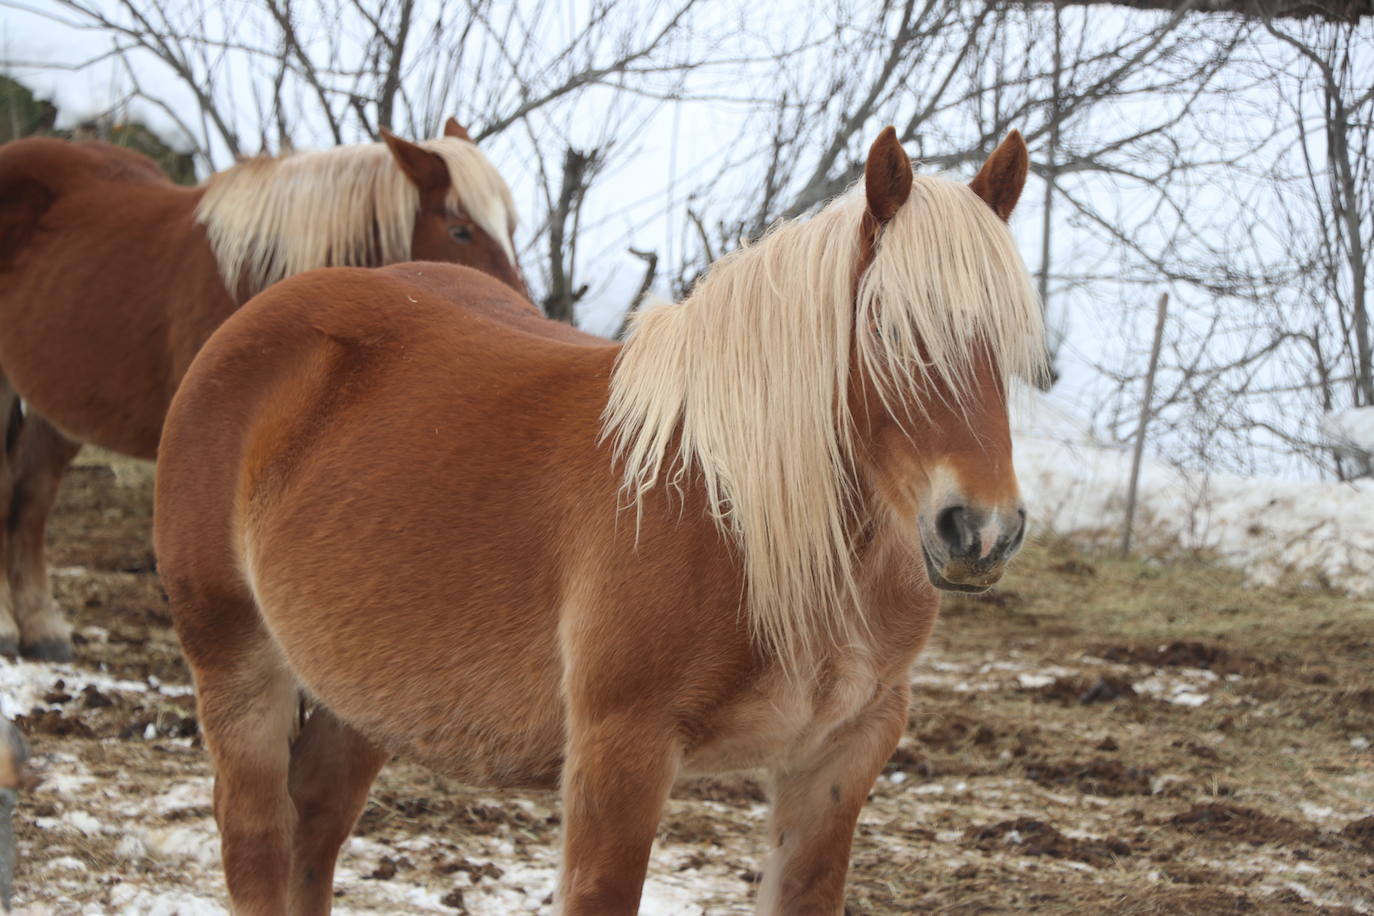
[604,174,1045,669]
[196,137,517,299]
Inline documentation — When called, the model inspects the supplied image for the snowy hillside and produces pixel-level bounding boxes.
[1013,388,1374,594]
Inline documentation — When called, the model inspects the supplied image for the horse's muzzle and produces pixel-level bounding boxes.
[920,504,1026,592]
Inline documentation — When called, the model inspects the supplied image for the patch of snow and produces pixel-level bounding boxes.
[153,779,212,814]
[64,810,104,836]
[41,772,95,794]
[0,656,168,719]
[638,882,708,916]
[107,883,224,916]
[77,625,109,643]
[142,823,221,867]
[44,856,88,872]
[115,834,150,860]
[1299,803,1335,820]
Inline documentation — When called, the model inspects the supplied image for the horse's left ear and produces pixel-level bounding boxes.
[970,130,1028,222]
[865,126,913,225]
[443,117,473,143]
[381,128,451,194]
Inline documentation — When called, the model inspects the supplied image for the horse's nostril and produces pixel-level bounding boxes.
[935,505,971,554]
[1009,509,1028,552]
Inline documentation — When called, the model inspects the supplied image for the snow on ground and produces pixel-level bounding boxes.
[1012,387,1374,594]
[0,641,189,721]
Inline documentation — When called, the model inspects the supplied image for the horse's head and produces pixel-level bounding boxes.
[381,119,529,298]
[853,127,1040,594]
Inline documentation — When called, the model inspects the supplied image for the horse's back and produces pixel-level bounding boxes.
[0,136,170,191]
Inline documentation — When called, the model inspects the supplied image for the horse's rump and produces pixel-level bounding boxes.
[160,264,622,785]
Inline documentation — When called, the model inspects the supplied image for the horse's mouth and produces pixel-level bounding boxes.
[921,545,998,594]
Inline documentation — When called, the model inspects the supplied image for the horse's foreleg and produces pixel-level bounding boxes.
[286,705,389,916]
[755,684,909,916]
[558,716,681,916]
[6,411,79,661]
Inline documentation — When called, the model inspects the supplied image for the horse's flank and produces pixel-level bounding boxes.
[197,137,518,301]
[605,175,1045,669]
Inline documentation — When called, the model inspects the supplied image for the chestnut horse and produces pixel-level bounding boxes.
[0,118,525,660]
[154,127,1043,915]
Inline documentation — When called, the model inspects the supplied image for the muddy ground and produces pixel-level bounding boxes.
[9,450,1374,913]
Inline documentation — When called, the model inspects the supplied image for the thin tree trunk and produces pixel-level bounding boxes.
[1122,292,1169,557]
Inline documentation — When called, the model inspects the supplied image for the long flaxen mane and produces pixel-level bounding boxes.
[604,174,1046,668]
[196,137,517,299]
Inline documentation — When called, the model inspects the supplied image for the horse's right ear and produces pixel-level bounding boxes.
[865,126,913,225]
[443,117,473,142]
[969,131,1028,222]
[381,128,450,194]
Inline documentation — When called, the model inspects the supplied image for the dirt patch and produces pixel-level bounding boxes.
[17,709,95,738]
[1091,640,1267,676]
[675,774,768,806]
[1023,756,1154,797]
[963,818,1133,868]
[1341,815,1374,852]
[1165,802,1328,848]
[1049,559,1097,578]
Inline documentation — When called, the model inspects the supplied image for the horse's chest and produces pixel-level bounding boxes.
[683,655,882,775]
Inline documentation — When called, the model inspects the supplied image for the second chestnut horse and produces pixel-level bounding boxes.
[0,118,525,659]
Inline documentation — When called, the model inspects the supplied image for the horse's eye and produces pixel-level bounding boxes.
[449,225,474,244]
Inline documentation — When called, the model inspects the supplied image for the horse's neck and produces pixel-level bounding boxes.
[848,511,939,668]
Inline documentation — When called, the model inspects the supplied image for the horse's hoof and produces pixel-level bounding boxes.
[0,639,16,660]
[20,640,73,663]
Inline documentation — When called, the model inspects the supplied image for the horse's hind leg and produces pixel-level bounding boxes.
[180,603,300,915]
[6,410,80,660]
[287,706,389,915]
[0,378,19,657]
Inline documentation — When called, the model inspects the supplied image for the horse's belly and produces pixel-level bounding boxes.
[299,652,568,791]
[249,571,568,790]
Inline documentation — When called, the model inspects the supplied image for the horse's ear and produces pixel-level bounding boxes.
[381,128,450,194]
[865,126,913,225]
[970,130,1028,222]
[443,117,473,142]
